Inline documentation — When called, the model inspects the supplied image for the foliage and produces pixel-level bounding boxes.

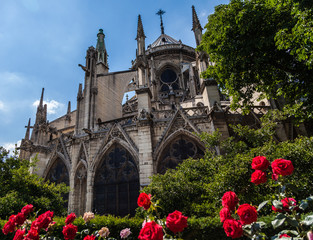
[0,147,69,219]
[143,119,313,220]
[198,0,313,120]
[220,157,313,239]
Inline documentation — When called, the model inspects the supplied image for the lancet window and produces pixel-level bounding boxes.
[93,144,139,216]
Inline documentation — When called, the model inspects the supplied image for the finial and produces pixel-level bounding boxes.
[156,9,166,35]
[67,101,71,114]
[77,83,83,101]
[136,15,146,39]
[39,88,45,108]
[24,118,31,140]
[192,5,203,31]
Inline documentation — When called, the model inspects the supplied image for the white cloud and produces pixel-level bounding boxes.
[0,101,4,111]
[3,140,21,154]
[32,99,64,115]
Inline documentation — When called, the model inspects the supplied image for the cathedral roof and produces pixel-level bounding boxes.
[150,34,180,48]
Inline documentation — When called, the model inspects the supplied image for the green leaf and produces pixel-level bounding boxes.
[299,200,308,210]
[307,196,313,201]
[272,217,286,229]
[273,200,283,210]
[301,215,313,226]
[286,217,299,227]
[257,200,269,212]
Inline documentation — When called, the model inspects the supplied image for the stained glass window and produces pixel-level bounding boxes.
[157,136,204,174]
[94,144,139,216]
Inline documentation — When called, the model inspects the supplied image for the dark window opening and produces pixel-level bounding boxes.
[157,136,204,174]
[93,144,139,216]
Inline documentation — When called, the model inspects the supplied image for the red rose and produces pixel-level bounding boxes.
[21,204,34,217]
[219,207,232,223]
[237,204,257,225]
[83,235,96,240]
[137,192,152,210]
[62,223,78,240]
[25,227,39,240]
[271,159,294,176]
[272,173,279,181]
[223,219,243,239]
[279,233,291,238]
[13,229,25,240]
[35,211,53,229]
[222,191,239,211]
[2,218,16,235]
[251,170,267,185]
[14,212,26,226]
[252,156,270,170]
[166,210,188,234]
[138,221,163,240]
[65,213,76,225]
[273,197,298,212]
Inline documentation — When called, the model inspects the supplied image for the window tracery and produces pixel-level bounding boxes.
[93,144,139,216]
[157,136,204,174]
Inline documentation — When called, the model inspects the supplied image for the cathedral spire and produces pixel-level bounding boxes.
[24,118,31,140]
[156,9,165,35]
[39,88,44,109]
[192,5,203,31]
[191,6,203,46]
[96,29,108,67]
[136,15,146,40]
[136,15,146,56]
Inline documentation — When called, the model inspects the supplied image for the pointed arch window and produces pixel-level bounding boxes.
[94,144,139,216]
[73,164,87,216]
[157,135,204,174]
[46,157,69,207]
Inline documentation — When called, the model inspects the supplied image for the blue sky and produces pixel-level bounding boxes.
[0,0,229,153]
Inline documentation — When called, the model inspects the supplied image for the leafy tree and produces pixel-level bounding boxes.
[198,0,313,120]
[0,147,69,219]
[143,116,313,218]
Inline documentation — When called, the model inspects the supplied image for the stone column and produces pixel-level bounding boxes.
[85,169,94,212]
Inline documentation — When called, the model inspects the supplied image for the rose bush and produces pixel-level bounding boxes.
[220,156,313,239]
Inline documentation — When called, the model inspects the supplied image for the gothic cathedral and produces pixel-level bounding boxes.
[19,6,298,216]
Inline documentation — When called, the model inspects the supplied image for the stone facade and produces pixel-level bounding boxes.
[19,7,304,216]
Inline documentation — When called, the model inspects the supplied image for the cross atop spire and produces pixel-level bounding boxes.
[156,9,166,34]
[192,5,203,31]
